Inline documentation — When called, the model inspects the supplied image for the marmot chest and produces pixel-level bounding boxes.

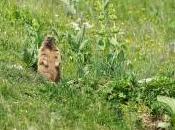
[38,48,60,81]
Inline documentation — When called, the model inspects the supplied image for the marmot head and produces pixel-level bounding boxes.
[44,36,56,50]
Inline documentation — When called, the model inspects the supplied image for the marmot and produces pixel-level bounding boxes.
[37,36,61,82]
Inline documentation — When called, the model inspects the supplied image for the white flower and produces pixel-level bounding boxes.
[138,77,156,84]
[83,22,93,29]
[70,22,80,31]
[70,19,93,31]
[7,64,23,70]
[55,14,59,17]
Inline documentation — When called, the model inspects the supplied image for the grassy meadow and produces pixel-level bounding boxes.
[0,0,175,129]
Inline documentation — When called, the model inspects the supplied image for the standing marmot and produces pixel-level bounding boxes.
[37,36,61,82]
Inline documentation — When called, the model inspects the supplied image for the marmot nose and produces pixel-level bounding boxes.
[45,42,52,49]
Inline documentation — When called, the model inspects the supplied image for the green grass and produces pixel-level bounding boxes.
[0,0,175,129]
[0,62,121,130]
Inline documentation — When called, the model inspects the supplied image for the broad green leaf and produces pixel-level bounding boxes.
[157,122,170,129]
[117,50,125,62]
[110,37,118,46]
[97,39,105,50]
[76,26,85,45]
[104,0,110,10]
[79,39,88,50]
[157,95,175,114]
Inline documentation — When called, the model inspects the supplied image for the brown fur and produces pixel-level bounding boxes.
[37,36,61,82]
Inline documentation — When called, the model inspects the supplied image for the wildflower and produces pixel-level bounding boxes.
[70,21,80,31]
[82,22,93,29]
[138,77,156,84]
[70,18,93,31]
[55,14,59,17]
[7,64,23,70]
